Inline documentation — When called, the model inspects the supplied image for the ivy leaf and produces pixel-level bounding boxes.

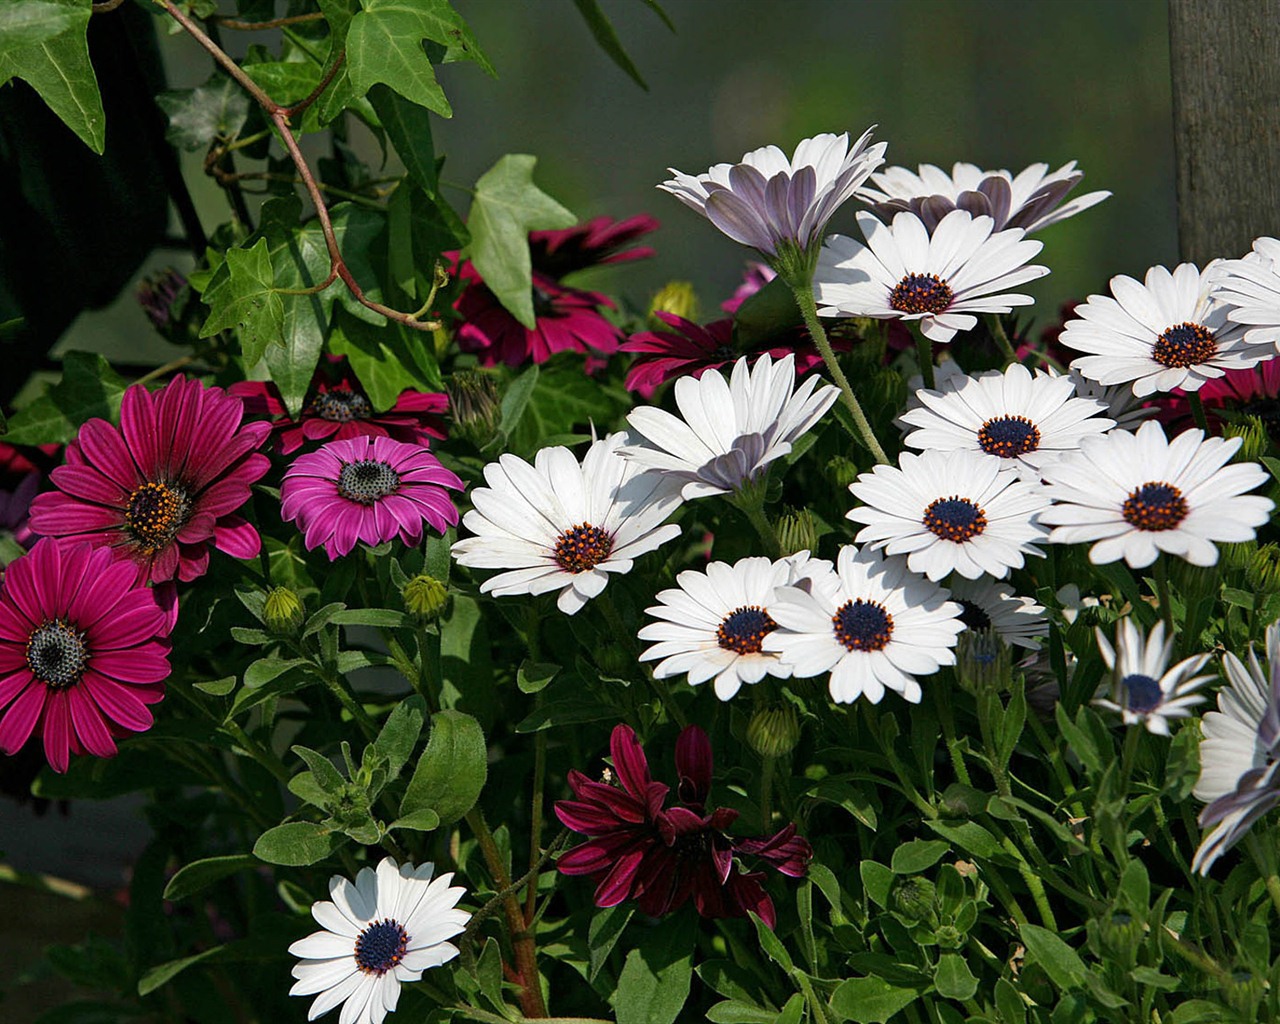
[155,75,250,151]
[465,154,576,329]
[329,310,443,409]
[0,0,103,153]
[368,84,437,194]
[200,238,285,368]
[3,351,126,446]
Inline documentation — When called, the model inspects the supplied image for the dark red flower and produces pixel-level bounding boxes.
[1153,359,1280,435]
[555,724,811,926]
[229,364,447,455]
[530,214,658,279]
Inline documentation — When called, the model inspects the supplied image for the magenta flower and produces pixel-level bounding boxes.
[1155,359,1280,435]
[529,214,658,278]
[721,262,777,315]
[555,724,811,926]
[229,368,448,455]
[29,377,271,584]
[282,436,463,559]
[0,539,174,773]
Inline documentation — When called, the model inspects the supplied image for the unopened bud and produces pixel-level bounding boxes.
[1224,415,1269,462]
[827,455,859,492]
[264,586,304,635]
[1221,540,1258,572]
[892,877,937,922]
[776,507,818,557]
[402,574,448,624]
[1247,543,1280,595]
[446,370,501,447]
[648,281,699,325]
[746,704,801,759]
[1098,911,1143,969]
[137,267,187,331]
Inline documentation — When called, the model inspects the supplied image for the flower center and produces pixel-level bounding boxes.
[716,605,778,655]
[1122,481,1188,532]
[353,919,409,975]
[832,599,894,652]
[124,481,190,553]
[1152,322,1216,368]
[978,415,1041,458]
[1122,673,1163,714]
[889,273,954,315]
[553,523,614,573]
[532,285,558,318]
[26,619,89,690]
[923,496,987,542]
[957,600,992,632]
[312,388,373,423]
[336,460,400,505]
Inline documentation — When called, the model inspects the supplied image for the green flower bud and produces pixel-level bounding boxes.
[746,704,802,759]
[402,574,449,624]
[446,370,502,447]
[1097,911,1143,967]
[1220,539,1258,572]
[648,281,699,325]
[1224,415,1270,462]
[776,507,818,556]
[892,877,937,922]
[827,454,859,492]
[263,586,304,635]
[1247,543,1280,595]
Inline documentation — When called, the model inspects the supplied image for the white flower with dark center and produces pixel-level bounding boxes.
[1192,622,1280,874]
[847,449,1049,581]
[947,577,1048,650]
[1092,618,1211,735]
[1059,263,1273,398]
[618,354,838,500]
[813,210,1048,344]
[289,859,469,1024]
[658,129,886,259]
[638,553,813,700]
[1212,236,1280,346]
[762,545,964,704]
[451,433,682,615]
[898,363,1114,478]
[1039,420,1273,568]
[858,160,1109,234]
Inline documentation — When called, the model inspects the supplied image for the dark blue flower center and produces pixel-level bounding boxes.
[978,415,1041,458]
[312,388,372,423]
[1152,322,1216,368]
[354,919,408,975]
[889,273,953,315]
[716,605,777,655]
[832,599,894,652]
[27,619,89,690]
[957,600,992,632]
[337,460,400,505]
[923,496,987,542]
[554,523,614,573]
[125,481,191,552]
[1122,673,1163,714]
[1122,481,1188,531]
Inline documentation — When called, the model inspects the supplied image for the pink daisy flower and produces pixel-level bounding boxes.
[529,214,658,278]
[0,538,174,773]
[29,377,271,584]
[282,436,463,559]
[229,364,448,455]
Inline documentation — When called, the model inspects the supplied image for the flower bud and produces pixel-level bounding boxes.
[648,281,699,325]
[446,370,502,447]
[776,507,818,557]
[827,454,859,492]
[1097,911,1143,969]
[746,704,801,759]
[1224,415,1269,463]
[1247,543,1280,595]
[264,586,305,635]
[1220,539,1257,572]
[401,574,449,624]
[892,877,937,922]
[137,267,187,331]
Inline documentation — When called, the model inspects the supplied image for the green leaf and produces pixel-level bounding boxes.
[155,75,250,151]
[389,808,441,832]
[497,363,539,438]
[194,676,237,697]
[570,0,647,89]
[859,860,894,909]
[775,994,805,1024]
[328,311,442,408]
[163,854,256,902]
[253,821,347,866]
[200,238,284,367]
[0,0,103,152]
[290,745,346,793]
[465,154,576,328]
[933,954,978,1001]
[401,709,487,825]
[993,978,1026,1024]
[588,904,633,982]
[329,608,410,628]
[506,363,622,455]
[733,275,801,350]
[612,913,696,1024]
[829,977,920,1023]
[890,839,950,874]
[749,912,792,972]
[517,660,559,694]
[244,656,309,689]
[372,695,426,779]
[2,352,126,446]
[924,820,1004,861]
[1018,923,1087,991]
[368,84,438,193]
[705,1002,778,1024]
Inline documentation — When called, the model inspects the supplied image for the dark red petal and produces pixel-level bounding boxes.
[609,724,653,799]
[676,725,713,808]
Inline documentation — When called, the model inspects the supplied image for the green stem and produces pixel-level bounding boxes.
[1188,391,1210,433]
[986,313,1020,367]
[323,672,378,740]
[759,754,775,828]
[1154,554,1175,636]
[1245,834,1280,917]
[912,322,936,390]
[794,972,833,1024]
[790,280,889,464]
[933,684,971,787]
[738,494,782,559]
[526,724,547,921]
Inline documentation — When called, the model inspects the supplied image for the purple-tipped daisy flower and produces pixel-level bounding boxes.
[0,538,174,774]
[29,376,271,584]
[659,128,886,269]
[282,437,463,560]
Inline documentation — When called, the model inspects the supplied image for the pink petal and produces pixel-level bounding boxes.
[0,681,46,755]
[69,685,117,759]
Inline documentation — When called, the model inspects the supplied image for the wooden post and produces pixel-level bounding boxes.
[1168,0,1280,265]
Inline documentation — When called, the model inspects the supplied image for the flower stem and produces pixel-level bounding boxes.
[911,322,935,390]
[789,280,889,464]
[987,313,1020,367]
[1188,391,1211,433]
[1154,554,1175,636]
[736,492,782,559]
[759,754,775,828]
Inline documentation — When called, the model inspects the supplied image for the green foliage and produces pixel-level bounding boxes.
[3,351,126,445]
[200,237,284,367]
[156,75,250,151]
[401,709,488,825]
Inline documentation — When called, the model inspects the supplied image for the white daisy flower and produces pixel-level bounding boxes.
[947,577,1048,650]
[1091,618,1211,735]
[858,159,1110,234]
[813,210,1049,344]
[1059,263,1274,398]
[452,433,682,615]
[289,859,469,1024]
[638,553,814,700]
[1192,622,1280,874]
[898,363,1115,479]
[618,353,838,501]
[1039,420,1273,569]
[762,544,964,705]
[658,128,887,259]
[847,449,1049,582]
[1211,236,1280,346]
